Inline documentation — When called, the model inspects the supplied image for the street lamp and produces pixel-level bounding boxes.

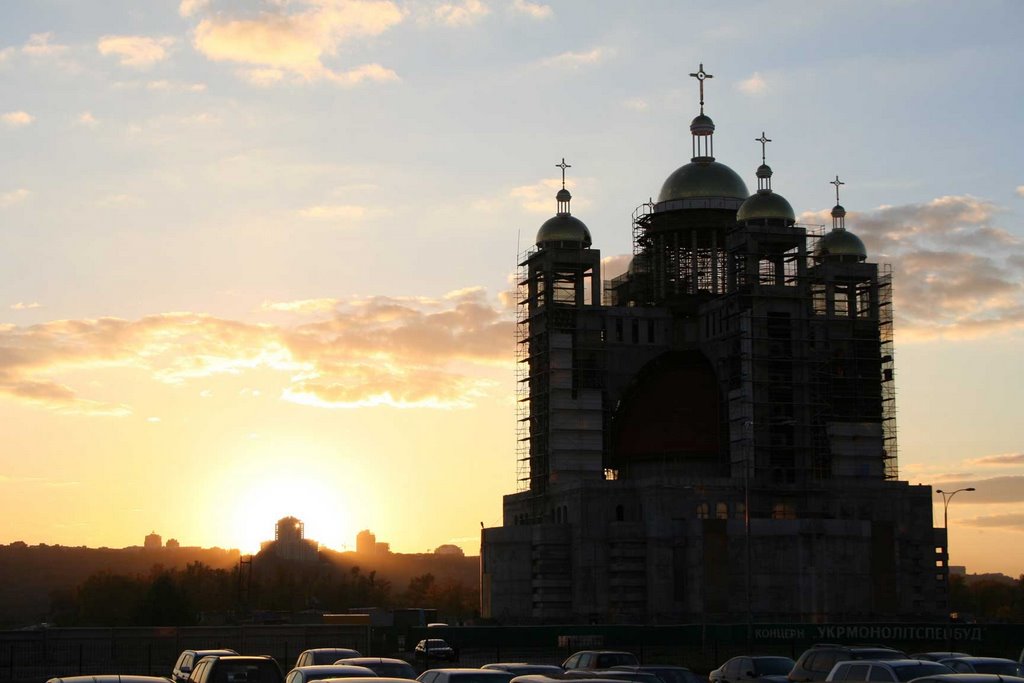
[936,487,975,562]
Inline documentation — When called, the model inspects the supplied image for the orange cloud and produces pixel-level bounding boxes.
[0,289,514,414]
[191,0,403,85]
[98,35,175,68]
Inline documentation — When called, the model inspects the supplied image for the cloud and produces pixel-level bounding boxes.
[961,512,1024,533]
[191,0,403,85]
[98,35,175,68]
[262,298,339,314]
[1016,186,1024,198]
[95,194,145,208]
[737,71,767,95]
[10,302,41,311]
[924,476,1024,504]
[146,79,207,92]
[2,111,34,128]
[623,98,648,111]
[22,33,69,58]
[0,189,30,207]
[602,254,631,280]
[969,453,1024,467]
[297,203,384,221]
[800,195,1024,340]
[510,0,551,19]
[541,47,609,70]
[179,0,210,17]
[76,111,99,127]
[0,288,513,414]
[509,177,592,214]
[0,47,13,65]
[435,0,489,26]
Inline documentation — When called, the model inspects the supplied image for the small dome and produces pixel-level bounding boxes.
[690,114,715,135]
[556,188,572,202]
[756,164,773,179]
[815,228,867,262]
[536,214,592,247]
[736,190,796,224]
[658,160,749,202]
[831,203,847,219]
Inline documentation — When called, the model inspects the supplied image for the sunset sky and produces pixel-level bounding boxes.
[2,1,1023,574]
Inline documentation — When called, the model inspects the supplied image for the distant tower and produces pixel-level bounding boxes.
[276,516,304,543]
[356,529,376,554]
[144,531,162,550]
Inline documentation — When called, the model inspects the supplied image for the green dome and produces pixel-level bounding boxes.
[737,190,796,224]
[658,160,749,202]
[815,228,867,262]
[536,214,592,247]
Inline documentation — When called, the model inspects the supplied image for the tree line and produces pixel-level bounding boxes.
[48,559,479,626]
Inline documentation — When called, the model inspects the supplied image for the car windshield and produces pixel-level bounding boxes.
[894,664,952,681]
[371,663,416,678]
[424,640,449,648]
[753,659,795,676]
[853,651,906,661]
[211,662,280,683]
[973,662,1019,675]
[599,654,639,667]
[448,675,513,683]
[314,653,357,665]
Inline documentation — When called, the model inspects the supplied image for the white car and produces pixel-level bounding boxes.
[285,665,378,683]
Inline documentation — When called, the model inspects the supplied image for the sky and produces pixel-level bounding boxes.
[1,0,1023,573]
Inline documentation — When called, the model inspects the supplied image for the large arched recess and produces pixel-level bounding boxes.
[610,349,727,475]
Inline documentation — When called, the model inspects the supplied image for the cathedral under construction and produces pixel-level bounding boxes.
[480,65,946,623]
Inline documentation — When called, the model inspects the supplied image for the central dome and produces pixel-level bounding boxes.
[658,160,749,202]
[536,214,592,247]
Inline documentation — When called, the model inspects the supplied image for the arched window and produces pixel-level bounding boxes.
[696,502,709,520]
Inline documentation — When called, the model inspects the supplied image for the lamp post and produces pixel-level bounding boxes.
[936,487,975,562]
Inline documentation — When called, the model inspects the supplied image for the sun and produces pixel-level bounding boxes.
[214,441,357,553]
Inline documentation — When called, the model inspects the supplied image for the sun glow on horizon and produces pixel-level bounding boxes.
[216,440,358,554]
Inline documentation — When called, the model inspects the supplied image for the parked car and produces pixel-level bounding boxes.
[562,652,639,670]
[908,675,1024,683]
[285,665,378,683]
[790,646,907,682]
[711,657,796,683]
[188,655,284,683]
[296,650,364,668]
[611,665,705,683]
[173,649,239,683]
[417,670,514,683]
[937,659,1020,676]
[562,670,661,683]
[481,665,565,677]
[415,640,457,661]
[826,659,952,683]
[337,658,417,679]
[50,677,172,683]
[909,656,971,664]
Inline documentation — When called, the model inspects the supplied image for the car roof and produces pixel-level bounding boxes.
[338,659,411,665]
[907,676,1024,683]
[290,666,376,674]
[50,678,172,683]
[940,659,1017,664]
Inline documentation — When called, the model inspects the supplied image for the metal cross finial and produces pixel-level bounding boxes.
[756,132,771,164]
[689,62,713,113]
[556,157,572,189]
[830,174,845,204]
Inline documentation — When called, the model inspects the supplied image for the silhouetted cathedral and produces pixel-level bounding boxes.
[481,65,945,623]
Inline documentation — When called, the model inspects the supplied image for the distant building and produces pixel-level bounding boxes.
[260,516,319,563]
[356,529,376,554]
[166,538,180,549]
[355,529,390,554]
[435,544,465,557]
[481,64,944,623]
[144,531,162,550]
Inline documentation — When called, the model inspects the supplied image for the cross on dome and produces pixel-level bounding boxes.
[689,63,713,114]
[556,158,572,189]
[830,174,845,204]
[756,132,772,164]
